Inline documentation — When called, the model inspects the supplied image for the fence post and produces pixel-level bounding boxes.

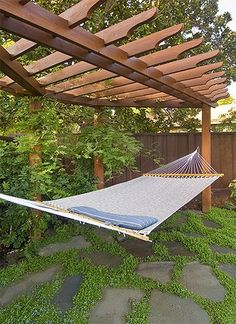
[29,98,42,238]
[93,108,104,189]
[201,104,212,212]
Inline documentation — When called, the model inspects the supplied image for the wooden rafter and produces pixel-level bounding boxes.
[0,45,43,95]
[60,65,224,100]
[1,12,177,86]
[0,0,220,106]
[192,77,227,91]
[38,24,184,87]
[5,0,105,60]
[47,37,203,93]
[0,0,229,108]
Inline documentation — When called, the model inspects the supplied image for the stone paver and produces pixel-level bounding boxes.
[0,266,59,306]
[149,290,210,324]
[158,214,187,231]
[163,241,196,257]
[118,239,153,258]
[202,219,221,229]
[136,262,174,283]
[80,251,122,268]
[181,262,226,301]
[38,236,91,256]
[53,274,83,313]
[89,288,143,324]
[219,264,236,279]
[211,245,236,255]
[94,228,114,243]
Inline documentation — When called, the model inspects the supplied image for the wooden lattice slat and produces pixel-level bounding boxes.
[0,0,229,107]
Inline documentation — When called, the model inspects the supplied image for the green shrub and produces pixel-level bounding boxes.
[0,97,142,249]
[229,180,236,200]
[75,125,141,178]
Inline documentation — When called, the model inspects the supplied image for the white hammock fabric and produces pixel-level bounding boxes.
[0,150,222,241]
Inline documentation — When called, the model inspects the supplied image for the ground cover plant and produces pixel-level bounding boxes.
[0,207,235,323]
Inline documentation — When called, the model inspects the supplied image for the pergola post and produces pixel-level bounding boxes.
[201,104,212,212]
[93,108,104,189]
[29,98,42,238]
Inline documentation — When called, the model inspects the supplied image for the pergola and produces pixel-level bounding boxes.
[0,0,229,212]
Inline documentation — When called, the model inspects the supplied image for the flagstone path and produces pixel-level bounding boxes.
[118,238,153,257]
[210,244,236,255]
[79,251,122,268]
[53,274,83,313]
[38,235,91,256]
[181,262,226,301]
[89,288,143,324]
[149,290,209,323]
[219,264,236,279]
[202,219,221,229]
[0,266,59,307]
[136,261,174,283]
[163,240,196,257]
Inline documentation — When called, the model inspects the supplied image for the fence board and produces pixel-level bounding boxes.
[106,132,236,189]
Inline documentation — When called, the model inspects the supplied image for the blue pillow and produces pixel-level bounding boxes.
[69,206,158,230]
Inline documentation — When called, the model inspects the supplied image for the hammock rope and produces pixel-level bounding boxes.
[0,149,223,241]
[144,149,219,177]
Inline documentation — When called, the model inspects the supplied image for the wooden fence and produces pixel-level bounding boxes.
[107,132,236,190]
[1,132,235,190]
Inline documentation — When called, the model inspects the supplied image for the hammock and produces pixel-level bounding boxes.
[0,149,223,241]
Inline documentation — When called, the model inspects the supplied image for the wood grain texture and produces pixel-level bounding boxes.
[0,1,228,106]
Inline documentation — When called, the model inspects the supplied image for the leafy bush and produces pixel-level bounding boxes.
[0,97,142,248]
[229,180,236,200]
[75,125,141,178]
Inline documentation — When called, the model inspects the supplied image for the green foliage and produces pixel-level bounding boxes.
[218,97,235,106]
[0,96,142,248]
[216,108,236,132]
[75,125,141,178]
[229,180,236,199]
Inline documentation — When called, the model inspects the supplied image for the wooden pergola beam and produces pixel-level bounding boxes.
[206,89,228,99]
[2,7,158,84]
[0,1,217,106]
[0,45,43,95]
[135,94,174,102]
[199,83,227,96]
[1,20,181,89]
[4,0,106,60]
[47,38,203,93]
[61,61,223,99]
[167,62,223,82]
[62,0,106,27]
[38,24,184,87]
[6,38,37,59]
[181,71,225,87]
[192,77,227,91]
[96,77,226,100]
[50,92,198,108]
[69,72,201,99]
[210,93,229,102]
[156,50,219,75]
